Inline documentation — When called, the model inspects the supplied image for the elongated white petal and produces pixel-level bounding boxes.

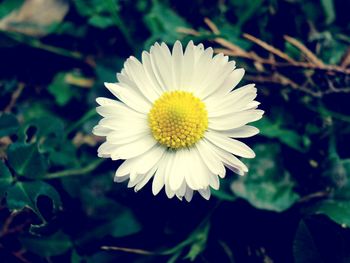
[152,154,168,195]
[205,131,256,158]
[104,82,151,113]
[110,134,157,160]
[169,149,187,191]
[209,109,264,131]
[220,125,260,138]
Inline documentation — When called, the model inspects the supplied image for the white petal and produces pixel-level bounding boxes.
[176,180,187,199]
[189,47,214,94]
[221,125,260,138]
[171,40,183,90]
[208,173,220,190]
[208,92,257,118]
[131,144,166,175]
[207,138,248,175]
[96,105,146,119]
[97,142,115,158]
[128,173,144,188]
[152,154,168,195]
[97,116,147,131]
[135,166,157,191]
[115,158,137,178]
[115,175,129,182]
[199,56,234,99]
[110,134,157,160]
[198,188,211,200]
[151,43,173,90]
[209,109,264,131]
[104,82,151,113]
[181,41,195,91]
[205,131,255,158]
[195,140,225,177]
[187,148,210,190]
[184,187,194,202]
[169,149,187,191]
[124,56,161,102]
[205,84,256,113]
[96,97,123,106]
[106,129,150,145]
[243,100,260,110]
[215,68,245,96]
[142,51,165,94]
[92,125,113,136]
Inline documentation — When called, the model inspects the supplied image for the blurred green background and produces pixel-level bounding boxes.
[1,0,350,262]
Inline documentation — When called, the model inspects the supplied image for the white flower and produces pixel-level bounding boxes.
[93,41,263,201]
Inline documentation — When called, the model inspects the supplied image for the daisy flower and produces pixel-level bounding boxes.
[93,41,263,201]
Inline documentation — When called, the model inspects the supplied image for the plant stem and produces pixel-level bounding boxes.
[42,159,104,179]
[64,109,98,136]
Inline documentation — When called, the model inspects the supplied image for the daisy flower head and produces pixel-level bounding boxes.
[93,41,263,201]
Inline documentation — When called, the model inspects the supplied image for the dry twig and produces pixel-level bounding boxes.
[4,83,25,112]
[284,35,325,67]
[177,18,350,97]
[101,246,155,255]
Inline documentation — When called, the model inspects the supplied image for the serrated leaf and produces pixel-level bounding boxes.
[20,231,72,257]
[0,113,19,137]
[7,181,61,223]
[231,144,299,212]
[7,142,47,178]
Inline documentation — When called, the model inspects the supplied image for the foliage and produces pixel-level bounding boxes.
[0,0,350,262]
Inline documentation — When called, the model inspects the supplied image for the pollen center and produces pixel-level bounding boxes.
[148,91,208,149]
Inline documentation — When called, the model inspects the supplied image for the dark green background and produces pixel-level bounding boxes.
[0,0,350,262]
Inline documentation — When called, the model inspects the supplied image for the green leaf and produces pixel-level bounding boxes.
[0,0,23,19]
[320,0,336,24]
[293,220,323,263]
[255,116,310,152]
[48,72,77,106]
[0,113,19,137]
[7,181,61,223]
[7,142,47,178]
[230,0,263,27]
[0,161,13,198]
[310,159,350,227]
[88,15,114,29]
[212,188,236,202]
[73,181,141,244]
[20,231,72,257]
[312,200,350,228]
[71,250,83,263]
[231,143,300,212]
[78,211,141,245]
[144,2,189,45]
[184,223,210,261]
[15,116,73,167]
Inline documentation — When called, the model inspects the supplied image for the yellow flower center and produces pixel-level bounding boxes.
[148,91,208,149]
